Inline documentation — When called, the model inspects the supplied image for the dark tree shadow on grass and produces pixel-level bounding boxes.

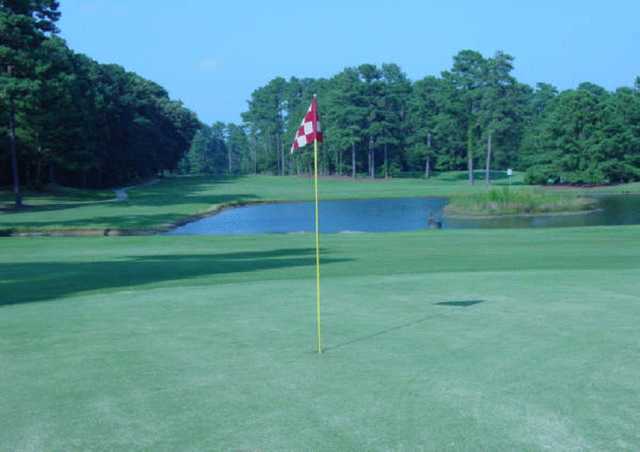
[0,193,258,231]
[122,175,259,208]
[0,213,187,232]
[0,248,350,307]
[123,192,258,208]
[1,175,258,223]
[0,200,114,214]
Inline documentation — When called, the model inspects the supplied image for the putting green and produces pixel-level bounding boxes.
[1,226,639,449]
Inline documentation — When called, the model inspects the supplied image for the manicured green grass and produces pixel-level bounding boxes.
[446,187,597,217]
[2,227,640,449]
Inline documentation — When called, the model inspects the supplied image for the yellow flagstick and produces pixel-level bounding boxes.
[313,136,322,354]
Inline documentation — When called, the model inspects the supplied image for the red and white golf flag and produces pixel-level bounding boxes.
[290,95,323,152]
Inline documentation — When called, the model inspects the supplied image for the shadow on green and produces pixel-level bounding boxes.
[326,300,485,351]
[0,247,351,307]
[435,300,485,307]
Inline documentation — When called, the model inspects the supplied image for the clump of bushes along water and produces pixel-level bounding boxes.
[445,187,598,217]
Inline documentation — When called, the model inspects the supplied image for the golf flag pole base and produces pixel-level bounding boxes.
[313,138,322,354]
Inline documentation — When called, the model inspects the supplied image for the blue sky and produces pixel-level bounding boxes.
[59,0,640,124]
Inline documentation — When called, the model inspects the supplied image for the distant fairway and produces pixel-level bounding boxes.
[2,226,639,450]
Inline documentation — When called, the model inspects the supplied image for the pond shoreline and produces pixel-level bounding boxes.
[443,188,600,220]
[444,207,603,220]
[4,193,640,236]
[2,196,452,237]
[0,198,277,237]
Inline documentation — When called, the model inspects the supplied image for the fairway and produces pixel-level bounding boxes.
[2,227,639,450]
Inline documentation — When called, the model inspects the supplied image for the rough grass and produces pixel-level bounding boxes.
[1,227,640,449]
[445,187,598,217]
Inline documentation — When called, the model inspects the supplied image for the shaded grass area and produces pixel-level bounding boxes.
[0,184,113,211]
[446,187,598,217]
[1,227,640,449]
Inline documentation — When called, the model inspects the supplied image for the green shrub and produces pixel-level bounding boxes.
[445,187,597,217]
[525,165,558,185]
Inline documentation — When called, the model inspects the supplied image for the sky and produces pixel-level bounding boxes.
[58,0,640,125]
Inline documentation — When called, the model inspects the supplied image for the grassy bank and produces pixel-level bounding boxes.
[1,227,640,449]
[2,172,639,234]
[0,172,521,233]
[445,187,598,217]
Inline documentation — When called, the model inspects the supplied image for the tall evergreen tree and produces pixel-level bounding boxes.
[325,68,366,178]
[1,0,61,205]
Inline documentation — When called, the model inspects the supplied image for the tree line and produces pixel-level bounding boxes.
[187,51,640,186]
[4,1,639,209]
[1,1,200,206]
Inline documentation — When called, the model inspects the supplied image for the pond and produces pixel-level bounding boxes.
[167,194,640,235]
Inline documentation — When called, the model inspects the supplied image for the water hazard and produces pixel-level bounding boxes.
[167,195,640,235]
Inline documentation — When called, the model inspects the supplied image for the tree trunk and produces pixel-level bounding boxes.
[372,151,375,178]
[49,164,56,184]
[467,127,474,185]
[384,143,388,179]
[273,136,278,175]
[25,163,31,189]
[485,132,492,185]
[253,141,257,175]
[35,145,45,187]
[425,132,432,179]
[281,138,286,176]
[35,158,43,187]
[369,137,375,179]
[351,142,356,179]
[8,94,22,208]
[276,138,282,176]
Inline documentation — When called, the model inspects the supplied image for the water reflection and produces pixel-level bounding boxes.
[167,194,640,235]
[447,194,640,229]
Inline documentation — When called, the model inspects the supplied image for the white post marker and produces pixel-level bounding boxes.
[507,168,513,185]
